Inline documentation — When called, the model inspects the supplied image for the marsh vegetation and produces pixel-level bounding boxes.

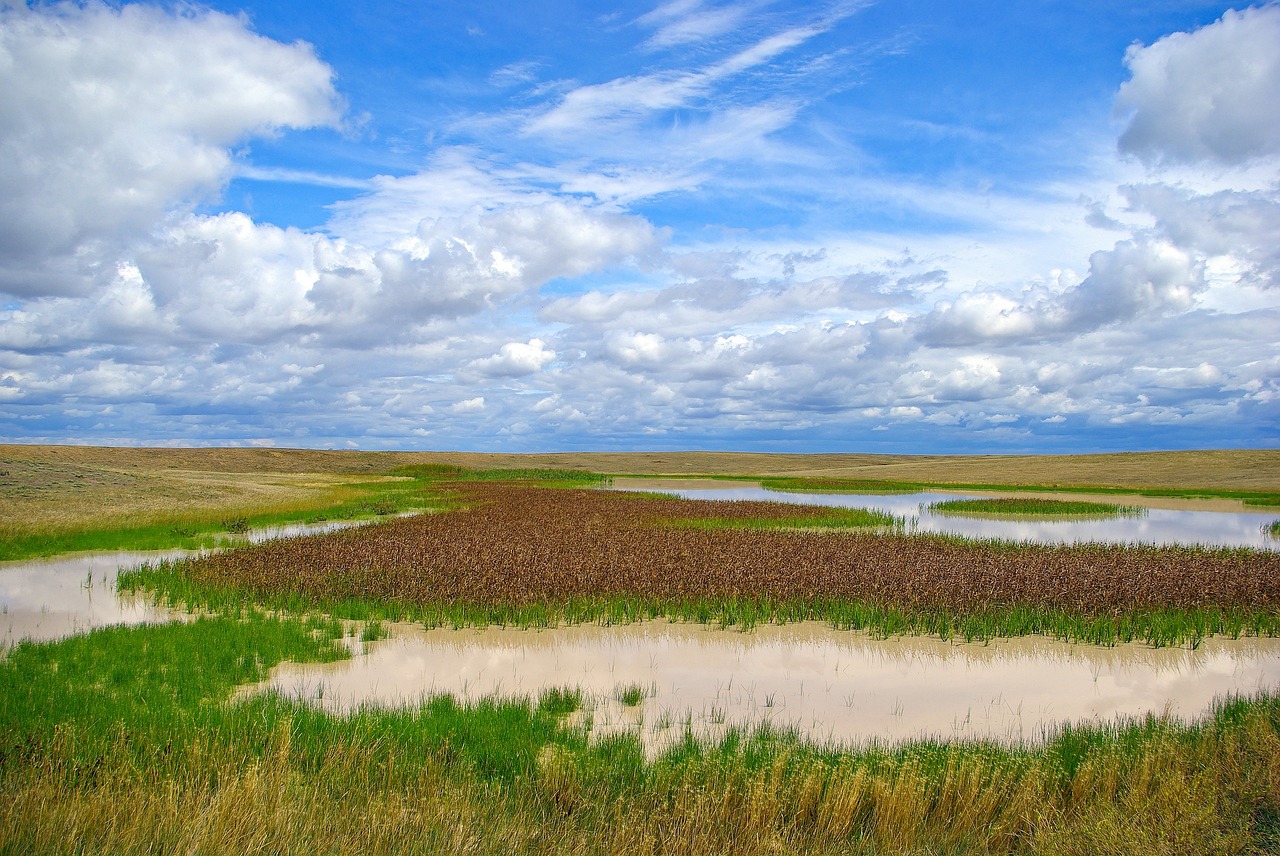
[928,497,1146,518]
[3,447,1280,853]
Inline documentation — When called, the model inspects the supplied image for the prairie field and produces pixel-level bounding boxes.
[3,447,1280,854]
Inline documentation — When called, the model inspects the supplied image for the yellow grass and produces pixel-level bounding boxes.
[4,711,1276,855]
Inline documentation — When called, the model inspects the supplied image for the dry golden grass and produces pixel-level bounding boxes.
[5,709,1276,855]
[0,446,418,535]
[6,444,1279,495]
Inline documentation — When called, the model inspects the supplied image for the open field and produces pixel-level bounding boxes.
[4,443,1280,491]
[4,450,1280,852]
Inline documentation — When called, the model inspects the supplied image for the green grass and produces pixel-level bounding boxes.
[929,497,1146,517]
[668,505,900,532]
[389,464,611,487]
[3,613,1280,853]
[1267,520,1280,539]
[615,683,653,707]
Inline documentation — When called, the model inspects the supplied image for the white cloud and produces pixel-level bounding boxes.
[523,20,830,139]
[0,2,340,296]
[637,1,747,50]
[1116,5,1280,166]
[466,339,556,377]
[1,3,1276,452]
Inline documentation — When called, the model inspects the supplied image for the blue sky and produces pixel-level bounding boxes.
[1,1,1277,452]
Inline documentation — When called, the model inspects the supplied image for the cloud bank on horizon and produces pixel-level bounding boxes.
[0,0,1276,452]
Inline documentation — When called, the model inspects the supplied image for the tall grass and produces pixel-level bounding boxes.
[3,615,1279,853]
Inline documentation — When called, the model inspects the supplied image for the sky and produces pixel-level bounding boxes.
[0,1,1277,453]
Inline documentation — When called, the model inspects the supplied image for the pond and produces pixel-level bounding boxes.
[245,620,1280,753]
[616,481,1280,551]
[0,519,375,647]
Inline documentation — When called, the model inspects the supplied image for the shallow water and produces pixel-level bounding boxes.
[620,482,1280,550]
[0,519,378,648]
[246,620,1280,752]
[8,510,1278,752]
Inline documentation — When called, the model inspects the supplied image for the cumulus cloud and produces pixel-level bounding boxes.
[465,339,556,378]
[919,238,1204,346]
[1124,183,1280,289]
[1116,5,1280,166]
[0,2,341,296]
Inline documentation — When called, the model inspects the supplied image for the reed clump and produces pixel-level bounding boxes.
[929,497,1146,517]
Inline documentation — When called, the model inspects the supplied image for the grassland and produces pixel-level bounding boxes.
[4,445,1280,853]
[4,613,1280,854]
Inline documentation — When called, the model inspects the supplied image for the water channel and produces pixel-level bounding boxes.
[615,479,1280,551]
[4,498,1278,751]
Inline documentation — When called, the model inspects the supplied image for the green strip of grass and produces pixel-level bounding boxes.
[928,497,1145,517]
[389,464,611,486]
[666,505,900,532]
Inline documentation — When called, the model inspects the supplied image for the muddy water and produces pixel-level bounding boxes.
[0,551,183,647]
[247,621,1280,751]
[0,519,381,648]
[615,481,1280,551]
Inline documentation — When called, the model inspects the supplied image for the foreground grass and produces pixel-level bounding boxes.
[3,615,1279,854]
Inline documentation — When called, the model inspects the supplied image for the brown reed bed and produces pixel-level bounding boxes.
[175,484,1280,622]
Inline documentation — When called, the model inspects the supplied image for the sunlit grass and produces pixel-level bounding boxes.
[3,615,1279,854]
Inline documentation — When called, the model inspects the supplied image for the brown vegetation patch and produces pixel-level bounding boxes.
[186,484,1280,615]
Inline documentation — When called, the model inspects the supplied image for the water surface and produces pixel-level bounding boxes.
[0,519,379,647]
[619,482,1279,550]
[247,620,1280,752]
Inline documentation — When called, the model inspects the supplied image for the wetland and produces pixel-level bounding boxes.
[3,447,1280,854]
